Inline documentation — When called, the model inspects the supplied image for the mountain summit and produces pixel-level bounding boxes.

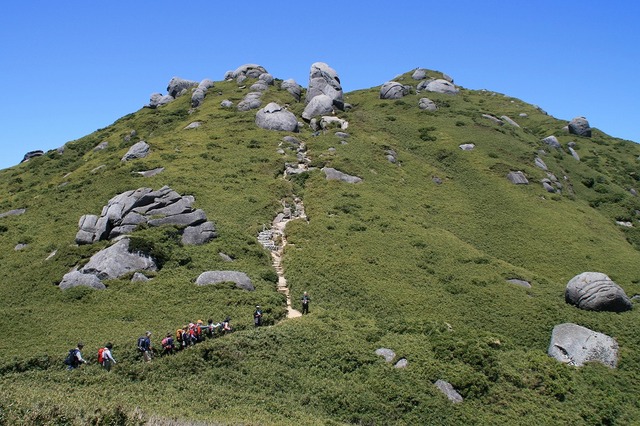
[1,62,639,425]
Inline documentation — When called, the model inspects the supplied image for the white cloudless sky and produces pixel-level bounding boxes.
[1,0,638,170]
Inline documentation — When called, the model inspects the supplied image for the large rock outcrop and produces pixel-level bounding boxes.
[568,117,591,137]
[59,237,157,290]
[565,272,632,312]
[121,141,150,162]
[75,186,216,246]
[302,94,334,120]
[281,79,303,101]
[195,271,254,291]
[167,77,198,98]
[420,79,459,95]
[548,323,618,367]
[306,62,343,108]
[226,64,268,83]
[380,82,410,99]
[255,103,299,132]
[191,79,215,108]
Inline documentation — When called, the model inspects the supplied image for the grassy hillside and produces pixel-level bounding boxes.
[1,68,639,425]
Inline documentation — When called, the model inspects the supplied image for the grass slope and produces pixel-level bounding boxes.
[1,70,639,425]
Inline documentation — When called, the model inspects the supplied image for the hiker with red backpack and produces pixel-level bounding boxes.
[161,333,175,356]
[98,343,117,371]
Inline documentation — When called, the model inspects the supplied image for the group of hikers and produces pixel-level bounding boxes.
[64,292,311,371]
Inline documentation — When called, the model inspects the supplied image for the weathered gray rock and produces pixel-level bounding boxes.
[259,73,274,85]
[334,132,350,139]
[569,147,580,161]
[121,141,150,162]
[219,252,234,262]
[568,117,591,137]
[191,79,214,108]
[507,171,528,185]
[565,272,632,312]
[75,186,215,246]
[182,221,217,245]
[500,116,520,127]
[519,113,528,118]
[196,270,254,291]
[459,144,475,151]
[250,80,269,92]
[306,62,343,105]
[167,77,198,98]
[281,79,303,101]
[507,279,531,288]
[442,73,454,83]
[394,358,408,369]
[136,167,165,178]
[320,116,348,130]
[230,64,268,81]
[434,380,463,403]
[534,157,548,170]
[93,141,108,151]
[322,167,362,183]
[542,136,561,149]
[184,122,202,130]
[542,180,556,193]
[131,272,150,282]
[237,92,262,111]
[375,348,396,362]
[255,103,299,132]
[0,208,26,218]
[548,323,618,367]
[302,94,334,120]
[380,81,410,99]
[220,99,233,108]
[147,209,207,228]
[424,79,459,95]
[482,114,503,126]
[80,237,157,281]
[59,270,106,291]
[14,243,28,251]
[418,98,437,111]
[148,93,174,108]
[412,69,428,80]
[21,150,44,162]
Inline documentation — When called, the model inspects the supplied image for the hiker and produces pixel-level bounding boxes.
[301,291,310,314]
[254,305,263,327]
[138,331,153,362]
[161,333,175,356]
[65,342,87,370]
[221,317,232,334]
[99,343,117,371]
[206,319,217,338]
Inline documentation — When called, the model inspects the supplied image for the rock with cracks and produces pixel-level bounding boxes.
[255,103,299,132]
[121,141,150,162]
[59,270,106,291]
[79,237,158,281]
[565,272,632,312]
[548,323,618,367]
[306,62,343,106]
[322,167,362,183]
[380,81,410,99]
[568,116,591,137]
[196,271,255,291]
[434,380,463,403]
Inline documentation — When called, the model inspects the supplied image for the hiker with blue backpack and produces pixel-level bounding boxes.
[64,342,87,370]
[137,331,153,362]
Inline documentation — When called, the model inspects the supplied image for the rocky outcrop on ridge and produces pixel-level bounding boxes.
[380,81,410,99]
[306,62,343,109]
[568,116,591,137]
[76,186,216,246]
[281,79,303,101]
[302,94,335,120]
[419,79,459,95]
[548,323,618,367]
[565,272,632,312]
[225,64,268,84]
[191,79,215,108]
[21,150,44,163]
[148,77,198,108]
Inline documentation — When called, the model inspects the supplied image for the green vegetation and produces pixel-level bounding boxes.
[0,70,639,425]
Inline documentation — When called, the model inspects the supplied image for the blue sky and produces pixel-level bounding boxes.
[1,1,638,170]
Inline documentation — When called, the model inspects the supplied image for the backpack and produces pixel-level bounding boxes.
[98,347,105,364]
[137,336,146,352]
[64,349,78,367]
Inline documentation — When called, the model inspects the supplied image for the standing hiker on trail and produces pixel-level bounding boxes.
[221,317,232,334]
[99,343,117,372]
[65,342,87,370]
[254,305,263,327]
[301,291,310,315]
[161,333,175,356]
[138,331,153,362]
